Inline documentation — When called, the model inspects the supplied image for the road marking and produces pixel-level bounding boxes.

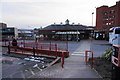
[73,52,85,53]
[71,54,85,56]
[36,66,41,71]
[29,69,35,75]
[72,52,85,56]
[72,52,90,56]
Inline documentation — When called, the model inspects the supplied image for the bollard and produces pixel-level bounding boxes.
[62,52,64,68]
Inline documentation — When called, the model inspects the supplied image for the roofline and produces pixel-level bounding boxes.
[39,29,93,31]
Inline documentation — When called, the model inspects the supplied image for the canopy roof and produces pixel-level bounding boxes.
[41,24,94,31]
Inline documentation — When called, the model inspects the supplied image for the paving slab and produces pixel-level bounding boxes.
[30,40,102,79]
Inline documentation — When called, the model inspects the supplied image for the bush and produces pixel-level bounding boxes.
[102,48,112,61]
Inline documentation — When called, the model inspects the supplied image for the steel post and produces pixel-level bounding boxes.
[62,52,64,68]
[8,45,10,54]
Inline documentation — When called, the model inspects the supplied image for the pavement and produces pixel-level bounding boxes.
[1,39,112,79]
[29,40,107,79]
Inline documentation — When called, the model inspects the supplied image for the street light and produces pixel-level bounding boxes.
[92,12,94,27]
[91,12,94,39]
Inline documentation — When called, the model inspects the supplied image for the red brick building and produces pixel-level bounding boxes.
[96,1,120,31]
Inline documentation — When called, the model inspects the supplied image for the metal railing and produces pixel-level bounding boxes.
[2,40,68,52]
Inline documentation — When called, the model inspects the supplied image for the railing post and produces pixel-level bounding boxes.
[49,41,51,50]
[55,44,57,51]
[62,52,64,68]
[66,41,68,51]
[8,45,10,54]
[91,52,94,68]
[5,40,6,46]
[85,51,88,65]
[41,45,42,50]
[9,41,10,46]
[20,42,22,47]
[36,42,38,49]
[23,40,25,48]
[33,47,35,57]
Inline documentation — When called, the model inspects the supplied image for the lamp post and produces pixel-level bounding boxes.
[91,12,94,40]
[92,12,94,27]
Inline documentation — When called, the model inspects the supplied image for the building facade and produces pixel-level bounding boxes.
[0,23,18,40]
[39,19,95,41]
[0,23,7,29]
[18,29,34,40]
[1,27,18,40]
[96,1,120,31]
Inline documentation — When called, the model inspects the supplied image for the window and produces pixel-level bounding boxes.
[103,22,109,25]
[113,46,119,57]
[109,23,112,25]
[103,16,108,20]
[103,22,106,25]
[115,28,120,34]
[103,12,108,15]
[111,21,115,25]
[106,23,109,25]
[110,10,115,14]
[109,16,115,20]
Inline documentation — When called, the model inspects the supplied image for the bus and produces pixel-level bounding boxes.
[109,27,120,45]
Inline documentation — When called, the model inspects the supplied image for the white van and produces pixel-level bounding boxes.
[109,27,120,45]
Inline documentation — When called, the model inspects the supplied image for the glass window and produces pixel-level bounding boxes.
[103,12,108,15]
[115,28,120,34]
[106,23,109,25]
[103,22,106,25]
[111,21,115,25]
[109,23,112,25]
[113,46,119,57]
[109,16,115,20]
[103,16,108,20]
[110,10,115,14]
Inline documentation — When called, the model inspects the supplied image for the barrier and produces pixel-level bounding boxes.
[7,45,68,68]
[85,51,94,68]
[2,40,68,52]
[2,40,69,68]
[8,45,69,57]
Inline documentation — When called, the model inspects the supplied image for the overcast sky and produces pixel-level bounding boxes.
[0,0,119,29]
